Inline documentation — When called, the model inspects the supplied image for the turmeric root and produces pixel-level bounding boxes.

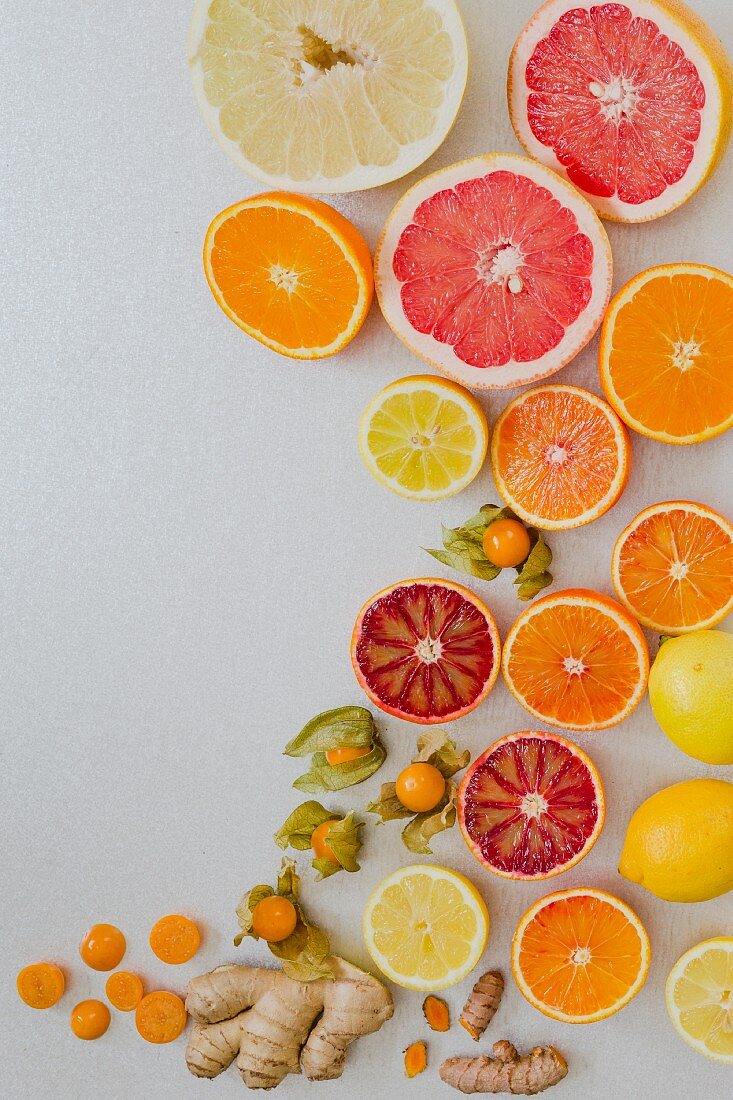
[423,994,450,1032]
[440,1041,568,1095]
[460,970,504,1040]
[404,1040,427,1078]
[185,957,393,1090]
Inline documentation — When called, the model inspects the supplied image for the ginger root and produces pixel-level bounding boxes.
[185,957,393,1090]
[404,1040,428,1078]
[423,994,450,1032]
[440,1041,568,1095]
[460,970,504,1040]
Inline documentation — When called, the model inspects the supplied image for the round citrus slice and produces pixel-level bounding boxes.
[187,0,468,193]
[612,501,733,634]
[351,578,501,724]
[359,375,488,501]
[666,937,733,1064]
[375,153,612,389]
[204,193,373,359]
[458,732,605,880]
[363,864,489,991]
[508,0,733,222]
[600,264,733,444]
[502,589,649,731]
[512,888,650,1023]
[490,385,630,529]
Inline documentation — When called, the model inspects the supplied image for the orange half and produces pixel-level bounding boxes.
[204,193,373,359]
[512,888,650,1024]
[612,501,733,634]
[502,589,649,731]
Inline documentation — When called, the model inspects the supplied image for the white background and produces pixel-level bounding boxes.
[2,1,732,1097]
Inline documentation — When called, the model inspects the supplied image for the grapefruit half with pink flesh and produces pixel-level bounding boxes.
[508,0,733,223]
[351,578,501,724]
[458,732,605,880]
[375,154,612,389]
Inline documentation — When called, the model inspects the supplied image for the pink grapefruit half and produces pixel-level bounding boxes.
[508,0,733,223]
[351,578,501,724]
[375,154,612,389]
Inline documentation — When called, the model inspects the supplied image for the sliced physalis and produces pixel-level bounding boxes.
[274,801,363,881]
[425,504,553,601]
[284,706,386,793]
[234,859,333,983]
[367,730,470,855]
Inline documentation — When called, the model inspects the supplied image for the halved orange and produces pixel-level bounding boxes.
[203,193,373,359]
[600,264,733,444]
[512,888,650,1024]
[502,589,649,731]
[490,385,630,529]
[612,501,733,634]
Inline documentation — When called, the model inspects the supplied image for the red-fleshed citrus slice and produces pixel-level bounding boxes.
[458,732,605,880]
[508,0,733,223]
[351,578,501,724]
[375,154,612,389]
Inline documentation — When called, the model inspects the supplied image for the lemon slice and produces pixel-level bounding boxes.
[666,937,733,1063]
[363,864,489,991]
[359,375,488,500]
[187,0,467,193]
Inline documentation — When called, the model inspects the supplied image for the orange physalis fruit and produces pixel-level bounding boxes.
[135,991,187,1044]
[79,924,126,972]
[251,896,298,943]
[149,914,201,965]
[325,745,371,766]
[311,820,341,865]
[106,971,144,1012]
[70,999,111,1040]
[17,963,65,1009]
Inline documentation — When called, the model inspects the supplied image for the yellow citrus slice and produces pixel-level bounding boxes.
[363,864,489,991]
[187,0,468,193]
[359,375,488,500]
[666,937,733,1064]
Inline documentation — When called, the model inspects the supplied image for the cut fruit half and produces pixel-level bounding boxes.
[666,937,733,1064]
[351,578,500,724]
[502,589,649,731]
[359,375,488,500]
[188,0,468,193]
[508,0,733,222]
[600,264,733,444]
[512,888,650,1023]
[363,864,489,991]
[490,385,630,529]
[458,732,605,880]
[375,154,612,389]
[203,193,373,359]
[612,501,733,634]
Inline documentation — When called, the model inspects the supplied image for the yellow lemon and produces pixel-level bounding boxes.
[666,937,733,1063]
[619,779,733,903]
[649,631,733,765]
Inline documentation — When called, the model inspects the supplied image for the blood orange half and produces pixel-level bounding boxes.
[375,154,612,389]
[458,732,605,880]
[351,578,501,724]
[508,0,733,223]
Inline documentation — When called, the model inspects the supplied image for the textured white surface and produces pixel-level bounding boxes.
[1,2,731,1098]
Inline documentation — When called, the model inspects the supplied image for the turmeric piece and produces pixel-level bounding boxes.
[460,970,504,1040]
[440,1041,568,1095]
[423,994,450,1032]
[404,1040,428,1078]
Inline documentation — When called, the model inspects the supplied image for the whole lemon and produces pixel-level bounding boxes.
[619,779,733,903]
[648,631,733,765]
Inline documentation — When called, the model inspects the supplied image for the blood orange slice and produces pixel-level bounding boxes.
[508,0,733,223]
[351,578,500,724]
[458,732,605,880]
[375,154,612,389]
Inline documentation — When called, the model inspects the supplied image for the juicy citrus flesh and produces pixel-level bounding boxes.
[666,938,733,1063]
[612,502,733,633]
[513,889,650,1023]
[503,590,649,730]
[352,580,500,723]
[491,385,629,528]
[204,194,372,358]
[363,865,489,991]
[188,0,466,191]
[601,265,733,443]
[359,376,488,500]
[458,733,604,879]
